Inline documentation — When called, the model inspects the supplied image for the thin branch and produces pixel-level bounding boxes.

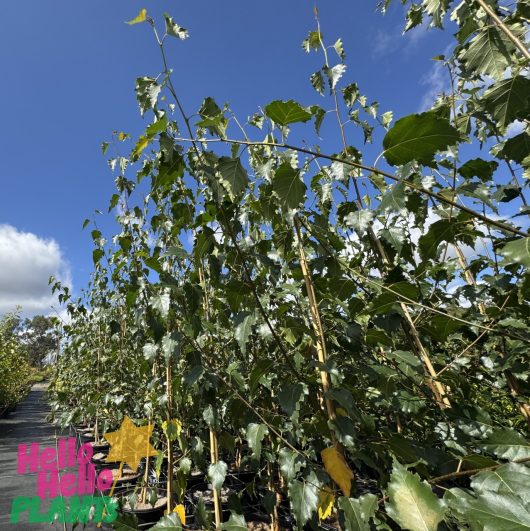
[473,0,530,60]
[169,136,529,239]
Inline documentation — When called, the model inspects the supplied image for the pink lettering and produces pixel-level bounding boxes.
[96,469,113,492]
[59,472,77,496]
[39,447,57,472]
[17,442,39,474]
[36,469,58,499]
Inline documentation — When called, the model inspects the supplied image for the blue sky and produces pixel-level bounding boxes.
[0,0,454,316]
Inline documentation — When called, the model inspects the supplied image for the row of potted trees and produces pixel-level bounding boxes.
[48,5,530,530]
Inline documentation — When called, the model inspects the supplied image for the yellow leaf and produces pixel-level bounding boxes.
[318,487,334,520]
[117,132,128,141]
[162,419,182,441]
[321,446,354,497]
[172,503,186,525]
[133,136,150,159]
[127,8,147,25]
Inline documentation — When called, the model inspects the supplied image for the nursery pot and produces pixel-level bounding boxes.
[118,487,168,527]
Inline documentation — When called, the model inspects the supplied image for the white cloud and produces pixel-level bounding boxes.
[0,224,72,316]
[419,60,448,111]
[372,19,431,57]
[373,29,395,56]
[418,44,453,111]
[506,120,526,138]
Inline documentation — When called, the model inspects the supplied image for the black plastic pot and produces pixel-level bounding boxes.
[186,470,206,489]
[187,482,237,521]
[118,487,168,527]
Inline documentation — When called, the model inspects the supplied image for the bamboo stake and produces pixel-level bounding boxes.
[297,216,451,409]
[267,459,279,531]
[166,362,173,513]
[199,262,222,528]
[209,427,222,529]
[142,364,157,504]
[454,245,530,429]
[294,217,337,423]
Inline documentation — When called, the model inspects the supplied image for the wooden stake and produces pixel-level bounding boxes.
[199,261,222,527]
[294,217,337,423]
[209,427,222,529]
[166,362,173,513]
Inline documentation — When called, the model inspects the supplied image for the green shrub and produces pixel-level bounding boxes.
[0,312,31,410]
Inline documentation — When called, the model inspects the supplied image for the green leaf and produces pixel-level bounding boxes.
[273,163,307,209]
[405,4,423,31]
[500,133,530,164]
[499,238,530,268]
[288,479,319,528]
[344,210,374,234]
[246,423,268,461]
[197,97,227,138]
[312,105,326,136]
[323,64,347,90]
[249,359,274,391]
[151,291,170,318]
[126,8,147,25]
[382,112,461,166]
[386,460,446,531]
[112,513,139,530]
[278,383,306,421]
[381,111,393,128]
[302,31,322,52]
[479,429,530,460]
[379,182,407,214]
[482,76,530,131]
[380,226,406,254]
[310,70,325,96]
[194,227,215,262]
[333,38,346,60]
[459,158,498,181]
[207,460,227,490]
[472,463,530,505]
[459,182,498,210]
[424,315,463,342]
[161,332,179,361]
[92,249,104,265]
[151,513,183,530]
[146,117,167,136]
[446,488,530,530]
[164,14,188,39]
[222,513,246,531]
[218,157,248,196]
[143,343,158,361]
[195,497,212,529]
[264,100,313,126]
[136,77,161,116]
[339,493,378,531]
[422,0,449,28]
[331,416,357,448]
[279,448,305,482]
[342,83,359,107]
[458,26,517,80]
[234,311,256,354]
[418,219,458,260]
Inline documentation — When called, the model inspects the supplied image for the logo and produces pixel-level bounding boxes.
[10,437,118,524]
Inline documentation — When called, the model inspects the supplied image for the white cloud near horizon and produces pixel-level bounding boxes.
[0,224,72,316]
[418,44,453,111]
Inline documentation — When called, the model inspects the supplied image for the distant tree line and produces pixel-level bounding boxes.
[0,311,58,411]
